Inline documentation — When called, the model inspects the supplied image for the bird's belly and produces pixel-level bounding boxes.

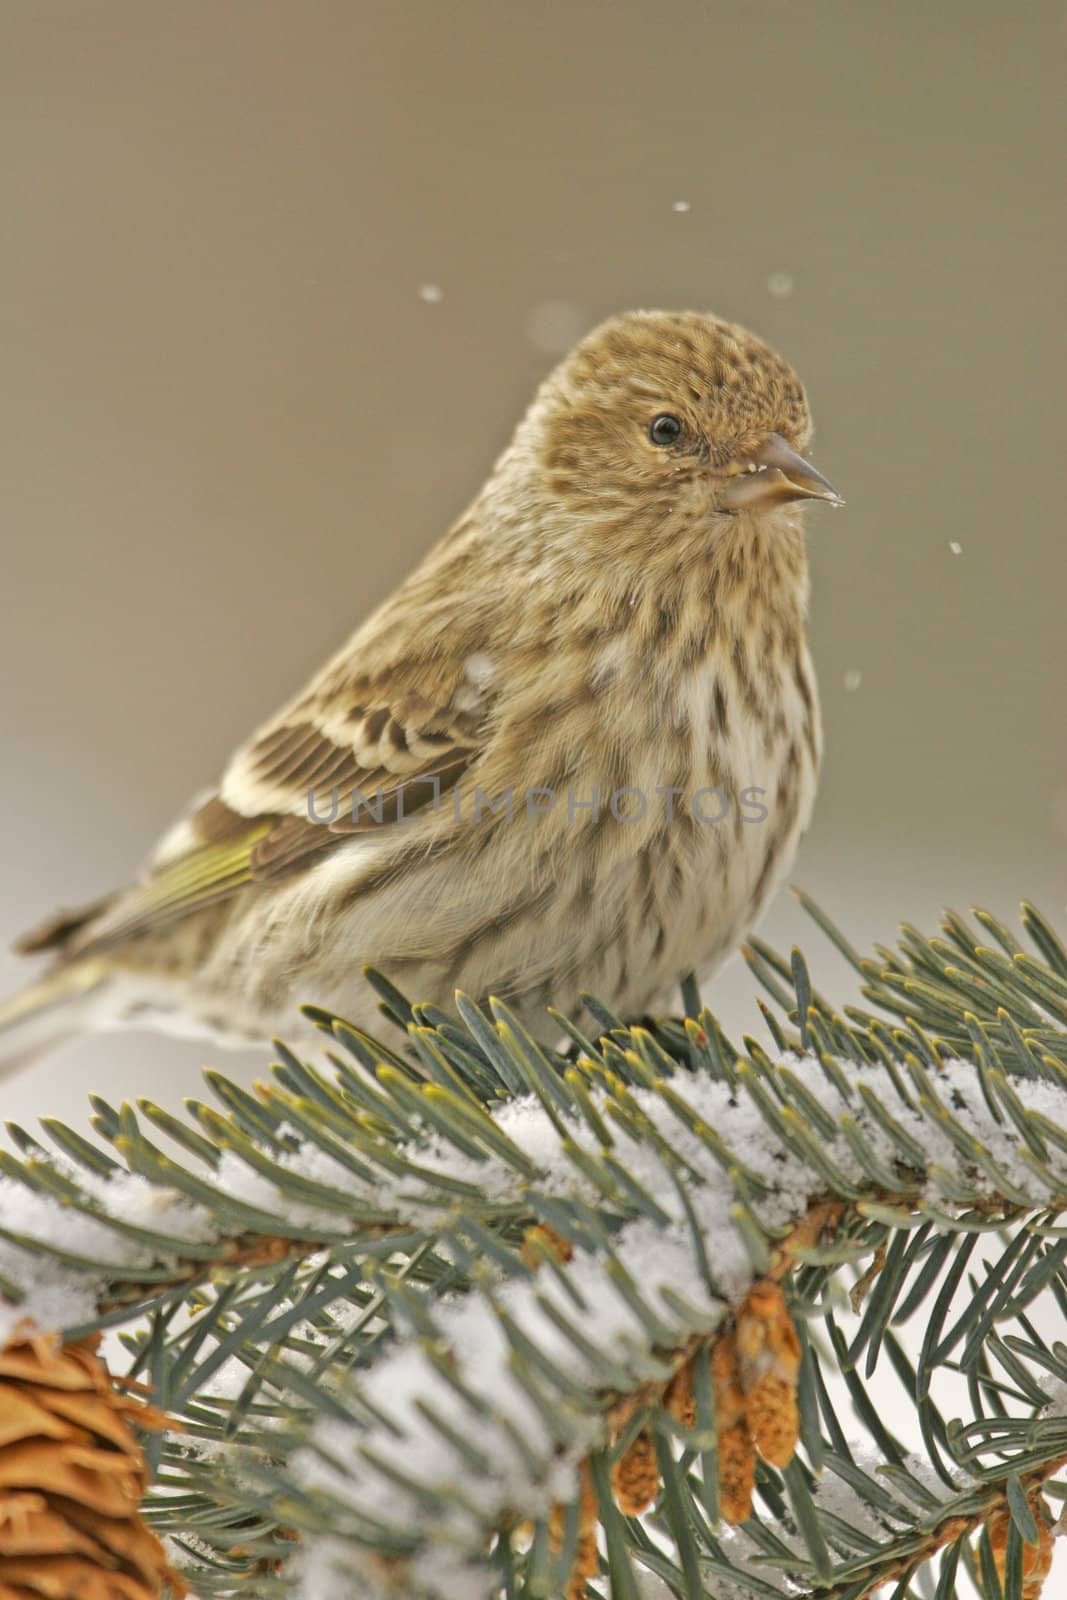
[580,759,811,1019]
[576,651,820,1017]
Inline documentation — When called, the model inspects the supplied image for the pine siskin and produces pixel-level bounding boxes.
[0,310,841,1076]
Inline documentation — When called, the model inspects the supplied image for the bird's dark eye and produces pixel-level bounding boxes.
[648,413,683,447]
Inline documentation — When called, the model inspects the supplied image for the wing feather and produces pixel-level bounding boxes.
[49,651,493,958]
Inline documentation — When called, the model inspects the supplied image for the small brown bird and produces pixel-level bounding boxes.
[0,310,841,1077]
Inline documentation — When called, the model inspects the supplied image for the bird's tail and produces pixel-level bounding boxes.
[0,961,111,1083]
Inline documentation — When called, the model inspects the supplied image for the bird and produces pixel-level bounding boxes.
[0,309,841,1079]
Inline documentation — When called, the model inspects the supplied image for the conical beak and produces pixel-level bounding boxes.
[721,432,843,511]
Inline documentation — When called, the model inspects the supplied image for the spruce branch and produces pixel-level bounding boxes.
[1,901,1066,1598]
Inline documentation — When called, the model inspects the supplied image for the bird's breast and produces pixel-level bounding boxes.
[577,622,821,933]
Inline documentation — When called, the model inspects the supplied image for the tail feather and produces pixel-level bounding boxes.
[14,894,114,956]
[0,962,111,1082]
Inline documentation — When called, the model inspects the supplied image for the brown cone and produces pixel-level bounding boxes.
[0,1324,186,1600]
[986,1503,1053,1600]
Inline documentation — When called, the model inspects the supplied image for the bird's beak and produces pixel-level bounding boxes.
[721,433,843,512]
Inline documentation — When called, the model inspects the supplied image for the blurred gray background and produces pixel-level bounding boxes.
[2,0,1065,1133]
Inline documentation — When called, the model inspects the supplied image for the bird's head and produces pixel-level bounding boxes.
[519,310,841,557]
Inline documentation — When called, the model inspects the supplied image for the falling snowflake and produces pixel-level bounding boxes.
[948,541,962,555]
[418,284,444,304]
[844,668,863,693]
[526,300,588,355]
[767,271,795,299]
[672,200,691,213]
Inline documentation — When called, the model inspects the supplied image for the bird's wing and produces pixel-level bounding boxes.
[26,650,491,957]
